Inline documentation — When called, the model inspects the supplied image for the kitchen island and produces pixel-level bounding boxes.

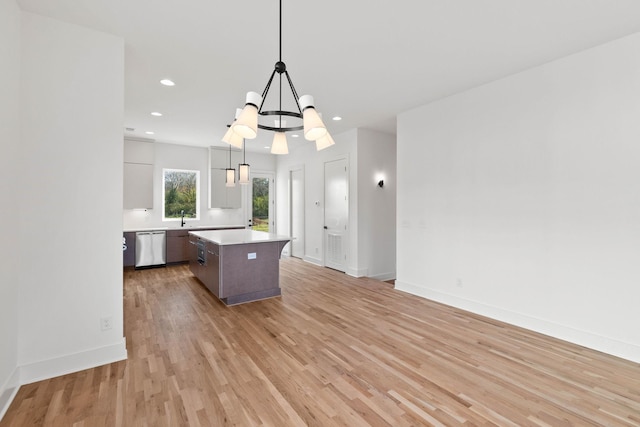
[188,229,290,305]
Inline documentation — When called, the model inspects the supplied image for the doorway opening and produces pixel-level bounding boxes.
[248,172,274,232]
[324,157,348,272]
[289,166,305,259]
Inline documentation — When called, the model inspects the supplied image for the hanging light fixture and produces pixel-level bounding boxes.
[271,120,288,154]
[314,132,335,151]
[223,0,333,153]
[225,145,236,187]
[238,137,250,185]
[222,108,244,148]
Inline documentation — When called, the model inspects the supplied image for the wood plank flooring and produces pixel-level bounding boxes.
[2,258,640,426]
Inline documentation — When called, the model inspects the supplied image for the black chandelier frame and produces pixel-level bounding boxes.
[247,0,305,133]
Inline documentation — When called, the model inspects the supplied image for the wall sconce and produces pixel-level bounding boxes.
[377,180,384,188]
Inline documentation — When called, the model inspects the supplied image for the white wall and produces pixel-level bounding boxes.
[123,142,276,230]
[275,129,397,279]
[396,33,640,362]
[357,129,397,280]
[18,12,127,382]
[0,0,22,417]
[275,130,357,266]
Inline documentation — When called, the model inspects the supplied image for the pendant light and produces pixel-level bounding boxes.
[225,145,236,187]
[238,138,250,185]
[271,120,288,154]
[222,108,244,148]
[223,0,333,153]
[314,132,335,151]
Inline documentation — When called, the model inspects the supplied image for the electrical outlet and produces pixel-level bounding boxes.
[101,316,113,331]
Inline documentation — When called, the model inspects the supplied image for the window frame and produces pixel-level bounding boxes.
[162,168,200,222]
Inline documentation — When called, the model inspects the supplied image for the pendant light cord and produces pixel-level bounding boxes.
[279,0,282,63]
[279,0,282,131]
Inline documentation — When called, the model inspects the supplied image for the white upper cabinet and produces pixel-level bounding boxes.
[123,139,154,209]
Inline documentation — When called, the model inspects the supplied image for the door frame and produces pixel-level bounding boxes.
[289,164,305,259]
[246,170,275,233]
[323,155,349,271]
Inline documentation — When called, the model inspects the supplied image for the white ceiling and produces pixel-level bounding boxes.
[17,0,640,152]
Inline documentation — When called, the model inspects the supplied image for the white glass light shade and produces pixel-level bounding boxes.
[238,163,250,184]
[225,168,236,187]
[231,92,262,139]
[271,132,289,154]
[315,132,335,151]
[222,127,244,148]
[299,95,327,141]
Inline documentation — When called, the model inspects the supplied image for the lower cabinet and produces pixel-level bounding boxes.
[123,232,136,267]
[188,236,221,297]
[203,242,220,297]
[166,230,189,263]
[188,234,200,276]
[168,226,244,264]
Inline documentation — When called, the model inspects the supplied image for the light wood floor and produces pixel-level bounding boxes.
[2,258,640,426]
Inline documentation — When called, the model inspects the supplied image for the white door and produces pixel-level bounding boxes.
[324,158,348,272]
[290,167,304,258]
[247,172,274,232]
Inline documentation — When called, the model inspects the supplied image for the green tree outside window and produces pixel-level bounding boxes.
[163,169,199,220]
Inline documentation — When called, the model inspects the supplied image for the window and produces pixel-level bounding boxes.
[163,169,199,221]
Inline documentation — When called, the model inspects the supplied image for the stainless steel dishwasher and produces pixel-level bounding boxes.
[135,230,166,268]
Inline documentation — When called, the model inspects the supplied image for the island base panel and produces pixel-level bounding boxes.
[221,287,281,306]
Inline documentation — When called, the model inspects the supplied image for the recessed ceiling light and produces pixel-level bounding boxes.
[291,134,299,138]
[264,146,270,149]
[332,116,342,121]
[151,112,163,116]
[145,131,155,135]
[160,79,175,86]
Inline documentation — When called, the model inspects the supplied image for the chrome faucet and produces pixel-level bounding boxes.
[181,210,186,227]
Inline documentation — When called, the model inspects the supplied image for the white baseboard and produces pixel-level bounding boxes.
[20,339,128,385]
[395,280,640,364]
[0,368,20,421]
[303,256,322,266]
[369,272,395,282]
[346,267,368,278]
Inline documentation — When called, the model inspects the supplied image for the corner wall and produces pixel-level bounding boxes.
[275,130,358,267]
[356,129,397,280]
[275,128,397,279]
[0,0,22,418]
[396,33,640,362]
[18,12,127,383]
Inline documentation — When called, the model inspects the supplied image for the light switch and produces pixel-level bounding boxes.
[247,252,257,259]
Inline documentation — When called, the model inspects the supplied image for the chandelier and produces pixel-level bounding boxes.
[222,0,335,154]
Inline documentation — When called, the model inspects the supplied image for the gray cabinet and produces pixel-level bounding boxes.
[188,235,220,296]
[209,147,242,209]
[166,230,189,263]
[124,139,154,209]
[204,241,220,297]
[188,233,201,277]
[123,232,136,267]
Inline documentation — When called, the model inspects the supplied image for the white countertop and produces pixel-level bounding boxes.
[124,225,245,233]
[189,229,290,246]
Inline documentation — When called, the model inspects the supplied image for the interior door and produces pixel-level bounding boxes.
[324,158,348,272]
[247,172,274,232]
[290,167,304,259]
